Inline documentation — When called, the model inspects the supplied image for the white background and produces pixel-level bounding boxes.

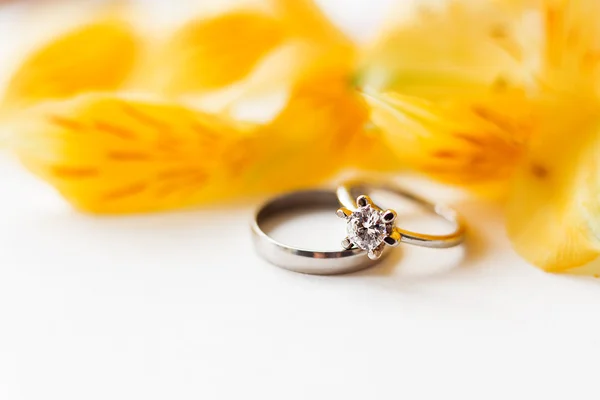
[1,1,600,399]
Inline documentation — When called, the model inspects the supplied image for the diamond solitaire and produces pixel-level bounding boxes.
[336,195,401,260]
[346,204,390,251]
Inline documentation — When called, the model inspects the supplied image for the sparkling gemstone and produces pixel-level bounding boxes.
[346,204,391,251]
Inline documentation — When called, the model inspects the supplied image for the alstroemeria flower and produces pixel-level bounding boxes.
[4,0,375,213]
[360,0,600,274]
[3,0,600,274]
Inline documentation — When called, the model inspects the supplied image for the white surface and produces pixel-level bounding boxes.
[2,1,600,399]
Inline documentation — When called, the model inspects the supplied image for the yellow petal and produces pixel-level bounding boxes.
[12,94,261,214]
[268,0,351,47]
[157,0,354,96]
[160,11,285,93]
[205,30,357,120]
[354,0,537,195]
[11,87,368,214]
[248,71,370,192]
[506,102,600,272]
[363,89,531,194]
[539,0,600,97]
[504,0,600,273]
[357,0,533,98]
[3,19,138,109]
[343,124,402,173]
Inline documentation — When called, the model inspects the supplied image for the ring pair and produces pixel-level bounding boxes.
[251,179,466,275]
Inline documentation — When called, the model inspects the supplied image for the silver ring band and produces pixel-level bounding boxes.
[251,190,386,275]
[336,180,466,248]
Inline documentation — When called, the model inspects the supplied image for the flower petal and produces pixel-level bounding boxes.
[355,0,537,194]
[10,86,367,214]
[363,89,531,194]
[12,94,261,214]
[248,71,370,192]
[539,0,600,98]
[157,0,353,96]
[160,11,285,93]
[268,0,351,47]
[506,103,600,272]
[357,0,534,98]
[504,0,600,273]
[3,19,138,109]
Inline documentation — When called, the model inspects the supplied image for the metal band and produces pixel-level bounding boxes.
[336,180,466,248]
[251,190,385,275]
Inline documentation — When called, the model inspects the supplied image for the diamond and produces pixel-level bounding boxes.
[346,204,391,251]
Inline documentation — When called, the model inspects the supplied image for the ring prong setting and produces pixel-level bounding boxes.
[367,245,384,260]
[341,237,354,250]
[356,195,372,208]
[383,210,397,223]
[384,230,401,247]
[336,207,352,220]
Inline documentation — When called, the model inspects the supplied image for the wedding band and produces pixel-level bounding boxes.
[336,179,465,255]
[251,190,387,275]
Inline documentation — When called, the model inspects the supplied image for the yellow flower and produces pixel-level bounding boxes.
[5,0,372,213]
[4,0,600,275]
[505,0,600,274]
[1,5,139,110]
[359,0,600,274]
[15,94,260,214]
[358,0,536,193]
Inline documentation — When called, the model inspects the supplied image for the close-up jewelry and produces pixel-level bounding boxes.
[336,179,466,258]
[251,179,466,275]
[251,189,386,275]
